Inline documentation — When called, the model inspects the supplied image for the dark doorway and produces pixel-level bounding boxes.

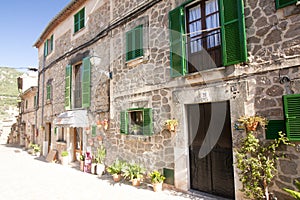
[46,123,52,153]
[187,101,235,199]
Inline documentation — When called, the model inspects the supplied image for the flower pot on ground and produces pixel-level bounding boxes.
[91,161,97,175]
[33,144,41,157]
[61,151,69,166]
[79,154,85,171]
[149,170,166,192]
[95,145,106,177]
[107,159,126,182]
[123,163,145,186]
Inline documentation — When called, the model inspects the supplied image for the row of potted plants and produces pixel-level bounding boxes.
[106,159,166,192]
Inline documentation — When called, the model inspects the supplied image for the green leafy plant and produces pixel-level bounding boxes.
[95,145,106,164]
[149,170,165,184]
[107,159,126,175]
[61,151,69,157]
[123,163,146,180]
[283,180,300,199]
[33,144,41,153]
[236,131,292,199]
[79,154,85,161]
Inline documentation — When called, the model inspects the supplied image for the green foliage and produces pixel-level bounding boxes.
[95,145,106,164]
[123,163,146,180]
[61,151,69,157]
[149,170,166,184]
[283,180,300,200]
[79,154,85,161]
[107,159,126,175]
[236,131,292,199]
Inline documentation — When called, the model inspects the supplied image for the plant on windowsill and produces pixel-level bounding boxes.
[237,115,267,132]
[107,159,126,182]
[95,145,106,177]
[149,170,166,192]
[165,119,178,132]
[130,124,142,135]
[123,163,146,186]
[61,151,69,166]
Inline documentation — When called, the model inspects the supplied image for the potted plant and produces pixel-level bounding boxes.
[165,119,178,132]
[107,159,126,182]
[238,115,267,132]
[95,145,106,177]
[123,163,146,186]
[130,124,142,135]
[149,170,165,192]
[79,154,85,171]
[61,150,69,166]
[33,144,41,157]
[91,156,97,175]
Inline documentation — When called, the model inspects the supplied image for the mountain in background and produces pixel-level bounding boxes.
[0,67,22,122]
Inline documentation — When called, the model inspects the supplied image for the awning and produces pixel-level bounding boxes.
[54,110,88,127]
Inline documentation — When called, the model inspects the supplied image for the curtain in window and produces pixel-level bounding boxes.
[188,5,202,53]
[206,0,220,48]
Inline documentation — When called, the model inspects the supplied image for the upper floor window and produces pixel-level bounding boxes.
[46,82,52,101]
[65,57,91,110]
[169,0,247,77]
[126,25,143,61]
[276,0,297,9]
[74,8,85,33]
[44,35,54,57]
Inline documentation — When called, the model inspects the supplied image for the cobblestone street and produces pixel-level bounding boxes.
[0,144,229,200]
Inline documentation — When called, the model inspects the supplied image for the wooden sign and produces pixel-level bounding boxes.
[46,149,57,163]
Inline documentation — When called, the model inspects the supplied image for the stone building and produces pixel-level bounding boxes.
[33,0,300,199]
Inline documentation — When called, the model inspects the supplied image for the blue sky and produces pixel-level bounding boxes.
[0,0,70,70]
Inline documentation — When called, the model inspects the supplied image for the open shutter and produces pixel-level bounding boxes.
[283,94,300,141]
[120,111,128,134]
[126,30,134,61]
[276,0,297,9]
[134,25,143,58]
[50,35,54,52]
[265,120,285,139]
[46,84,51,100]
[143,108,153,136]
[220,0,247,66]
[65,65,72,110]
[44,41,48,57]
[169,6,186,77]
[82,57,91,108]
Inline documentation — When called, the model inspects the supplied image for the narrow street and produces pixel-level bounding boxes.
[0,144,227,200]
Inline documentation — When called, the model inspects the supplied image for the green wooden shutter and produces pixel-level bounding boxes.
[134,25,143,58]
[266,120,285,139]
[120,111,128,134]
[65,65,72,110]
[92,125,97,137]
[82,57,91,108]
[79,8,85,30]
[74,13,79,33]
[46,84,51,100]
[220,0,247,66]
[126,29,134,61]
[283,94,300,141]
[143,108,153,136]
[169,6,186,77]
[276,0,297,9]
[50,35,54,52]
[44,41,48,57]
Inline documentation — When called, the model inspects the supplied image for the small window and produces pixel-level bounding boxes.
[275,0,297,9]
[46,83,51,101]
[44,35,54,57]
[120,108,153,136]
[126,25,143,61]
[74,8,85,33]
[57,127,66,142]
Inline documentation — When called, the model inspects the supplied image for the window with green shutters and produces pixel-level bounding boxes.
[275,0,297,9]
[126,25,144,61]
[46,83,51,101]
[283,94,300,141]
[74,8,85,33]
[120,108,153,136]
[64,57,91,110]
[44,35,54,57]
[168,0,247,77]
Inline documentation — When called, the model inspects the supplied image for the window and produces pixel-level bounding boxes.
[283,94,300,141]
[126,25,143,61]
[46,82,51,101]
[65,57,91,110]
[34,95,37,108]
[120,108,153,136]
[169,0,247,77]
[56,127,66,142]
[265,120,285,139]
[276,0,297,9]
[44,35,54,57]
[74,8,85,33]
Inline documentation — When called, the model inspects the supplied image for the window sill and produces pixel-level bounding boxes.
[126,56,147,68]
[185,66,226,85]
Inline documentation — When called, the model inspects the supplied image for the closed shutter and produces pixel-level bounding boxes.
[265,120,285,139]
[143,108,153,136]
[46,84,51,100]
[126,25,143,61]
[220,0,247,66]
[79,8,85,30]
[169,6,186,77]
[120,111,128,134]
[92,125,97,137]
[50,35,54,52]
[82,57,91,108]
[276,0,297,9]
[126,29,134,61]
[283,94,300,141]
[44,41,48,57]
[65,65,72,110]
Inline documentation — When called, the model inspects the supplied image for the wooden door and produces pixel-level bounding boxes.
[188,101,235,199]
[74,128,83,161]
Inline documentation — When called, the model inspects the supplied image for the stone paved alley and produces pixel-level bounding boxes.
[0,144,230,200]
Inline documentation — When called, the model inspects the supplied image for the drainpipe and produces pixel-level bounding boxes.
[41,55,47,156]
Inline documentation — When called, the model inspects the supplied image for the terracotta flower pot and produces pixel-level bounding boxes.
[246,121,259,131]
[112,174,122,182]
[131,178,141,186]
[152,182,163,192]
